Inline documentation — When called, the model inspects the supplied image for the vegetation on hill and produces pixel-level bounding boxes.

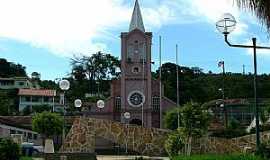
[154,62,270,105]
[2,55,270,116]
[0,58,26,78]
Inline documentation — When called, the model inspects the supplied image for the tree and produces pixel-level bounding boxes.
[0,58,26,78]
[31,72,41,80]
[71,51,120,81]
[178,102,211,156]
[236,0,270,33]
[0,138,20,160]
[164,108,180,130]
[71,52,120,93]
[0,92,13,116]
[32,112,63,141]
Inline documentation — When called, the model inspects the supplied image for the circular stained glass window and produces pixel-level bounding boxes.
[128,91,145,107]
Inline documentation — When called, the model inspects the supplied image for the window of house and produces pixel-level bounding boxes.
[25,96,31,102]
[44,97,50,102]
[28,133,32,139]
[10,130,16,134]
[33,134,37,140]
[18,82,25,86]
[32,96,41,102]
[152,96,160,111]
[115,96,121,112]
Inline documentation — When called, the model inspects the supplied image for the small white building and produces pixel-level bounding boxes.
[18,89,56,111]
[0,77,36,89]
[0,118,41,145]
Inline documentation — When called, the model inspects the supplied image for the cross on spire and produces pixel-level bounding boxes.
[129,0,145,32]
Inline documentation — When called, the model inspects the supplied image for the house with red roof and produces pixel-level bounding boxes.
[18,89,57,111]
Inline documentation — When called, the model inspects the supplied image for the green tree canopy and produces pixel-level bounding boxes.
[0,138,20,160]
[32,112,63,138]
[178,102,211,155]
[71,51,120,82]
[0,91,14,116]
[0,58,26,78]
[155,62,270,105]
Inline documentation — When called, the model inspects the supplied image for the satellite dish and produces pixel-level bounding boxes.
[59,80,70,90]
[124,112,131,119]
[74,99,82,108]
[97,100,105,109]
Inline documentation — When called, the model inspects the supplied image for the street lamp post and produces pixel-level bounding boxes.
[59,79,70,150]
[216,13,270,151]
[219,88,228,128]
[124,112,130,154]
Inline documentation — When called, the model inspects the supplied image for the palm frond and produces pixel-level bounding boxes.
[236,0,270,33]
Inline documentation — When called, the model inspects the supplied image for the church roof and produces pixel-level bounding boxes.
[129,0,145,32]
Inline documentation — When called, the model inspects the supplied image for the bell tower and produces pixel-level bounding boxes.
[120,0,153,127]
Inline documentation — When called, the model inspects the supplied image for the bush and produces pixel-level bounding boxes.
[256,142,270,159]
[165,130,184,157]
[0,138,20,160]
[211,119,247,138]
[164,108,180,130]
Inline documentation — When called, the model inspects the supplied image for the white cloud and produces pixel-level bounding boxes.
[0,0,130,57]
[0,0,259,57]
[244,39,270,56]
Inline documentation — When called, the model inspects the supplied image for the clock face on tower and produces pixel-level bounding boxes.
[128,90,145,107]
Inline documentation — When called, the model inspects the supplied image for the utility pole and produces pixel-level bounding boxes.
[159,36,162,128]
[176,44,180,128]
[243,64,245,75]
[222,62,228,128]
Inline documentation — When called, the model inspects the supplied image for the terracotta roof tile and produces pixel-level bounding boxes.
[18,89,56,96]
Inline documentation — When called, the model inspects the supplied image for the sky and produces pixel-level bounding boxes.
[0,0,270,80]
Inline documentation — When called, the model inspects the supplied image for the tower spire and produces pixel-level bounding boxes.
[129,0,145,32]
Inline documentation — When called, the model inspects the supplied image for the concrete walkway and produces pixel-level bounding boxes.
[96,155,169,160]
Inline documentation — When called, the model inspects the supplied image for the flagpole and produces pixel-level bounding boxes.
[159,36,162,128]
[176,44,180,129]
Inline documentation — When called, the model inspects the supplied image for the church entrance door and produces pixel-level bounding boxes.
[129,119,142,126]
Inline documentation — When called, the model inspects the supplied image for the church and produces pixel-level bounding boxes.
[94,0,175,128]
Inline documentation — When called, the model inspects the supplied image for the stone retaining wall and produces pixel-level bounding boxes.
[60,117,170,156]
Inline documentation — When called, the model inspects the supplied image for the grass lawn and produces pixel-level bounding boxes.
[20,157,33,160]
[172,154,264,160]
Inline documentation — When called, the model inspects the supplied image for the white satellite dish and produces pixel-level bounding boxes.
[74,99,82,108]
[59,80,70,91]
[97,100,105,109]
[124,112,131,119]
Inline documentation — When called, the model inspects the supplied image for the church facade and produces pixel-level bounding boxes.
[95,0,175,128]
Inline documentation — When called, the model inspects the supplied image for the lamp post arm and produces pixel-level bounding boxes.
[224,34,270,49]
